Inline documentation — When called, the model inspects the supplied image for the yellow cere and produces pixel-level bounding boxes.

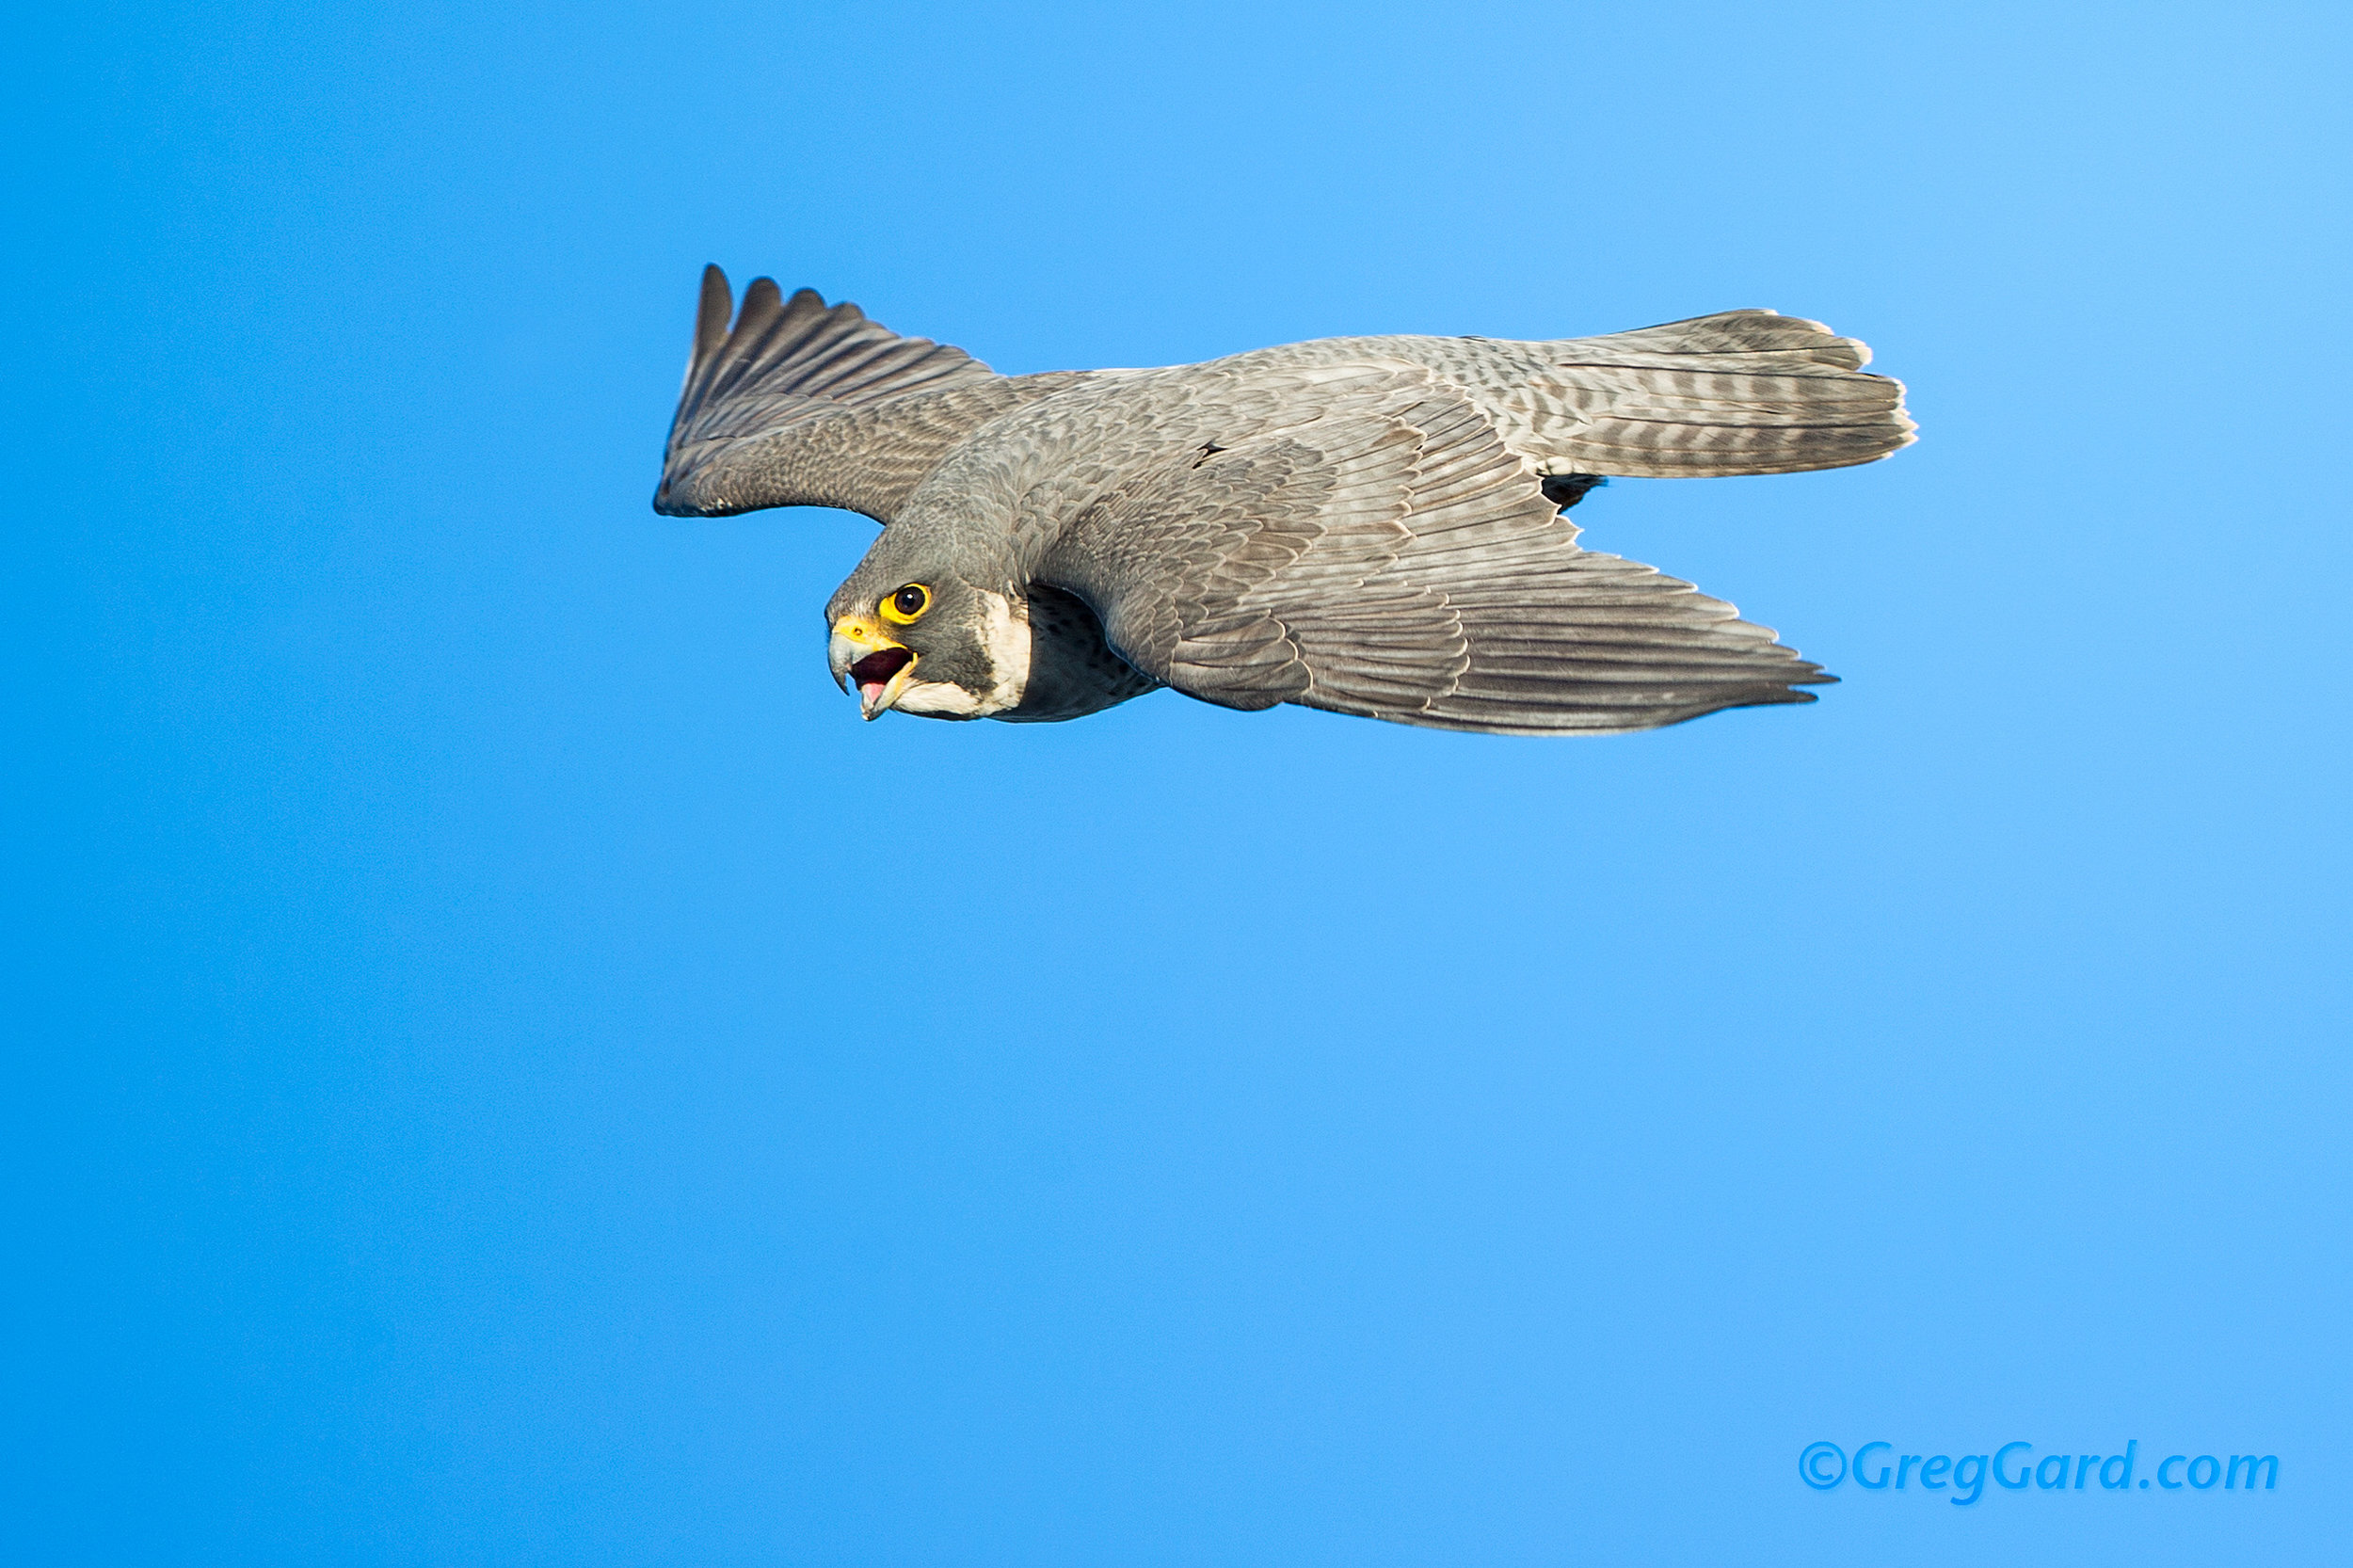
[832,615,898,649]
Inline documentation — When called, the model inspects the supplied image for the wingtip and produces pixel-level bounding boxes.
[697,264,731,311]
[693,264,733,363]
[741,275,784,314]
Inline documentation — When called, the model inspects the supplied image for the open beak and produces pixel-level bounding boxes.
[828,617,915,721]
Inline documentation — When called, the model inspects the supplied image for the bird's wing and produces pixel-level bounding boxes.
[653,266,1086,522]
[1032,365,1833,734]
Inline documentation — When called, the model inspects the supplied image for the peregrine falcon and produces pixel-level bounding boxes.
[654,266,1913,735]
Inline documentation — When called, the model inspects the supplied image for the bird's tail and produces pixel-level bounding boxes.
[1518,309,1915,479]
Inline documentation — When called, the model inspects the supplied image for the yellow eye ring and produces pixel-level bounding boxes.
[879,584,932,625]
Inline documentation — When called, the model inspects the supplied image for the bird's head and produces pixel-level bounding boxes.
[825,567,1030,721]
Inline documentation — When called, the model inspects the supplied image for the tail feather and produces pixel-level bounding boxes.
[1520,309,1914,479]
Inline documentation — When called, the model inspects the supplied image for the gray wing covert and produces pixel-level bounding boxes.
[1035,369,1833,734]
[653,266,1085,522]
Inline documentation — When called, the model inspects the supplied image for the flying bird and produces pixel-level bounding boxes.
[654,266,1912,734]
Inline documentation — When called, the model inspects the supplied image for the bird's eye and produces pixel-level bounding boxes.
[881,584,931,625]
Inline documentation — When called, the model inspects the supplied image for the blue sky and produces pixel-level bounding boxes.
[8,3,2349,1563]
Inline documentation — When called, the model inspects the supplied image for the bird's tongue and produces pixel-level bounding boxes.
[852,645,913,696]
[849,647,913,701]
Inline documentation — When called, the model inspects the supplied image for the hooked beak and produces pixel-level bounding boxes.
[828,617,915,721]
